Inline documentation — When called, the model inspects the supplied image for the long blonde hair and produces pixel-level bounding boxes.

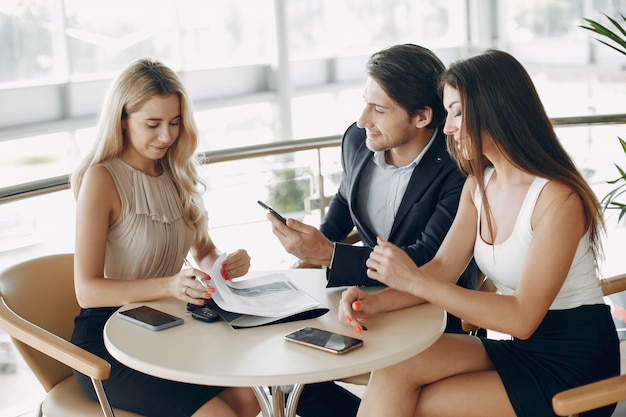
[71,58,209,246]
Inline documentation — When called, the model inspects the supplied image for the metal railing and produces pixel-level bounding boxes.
[1,113,625,206]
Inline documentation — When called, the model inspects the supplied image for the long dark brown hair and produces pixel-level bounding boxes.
[440,49,604,260]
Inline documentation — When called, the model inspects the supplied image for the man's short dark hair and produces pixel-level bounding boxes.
[366,44,446,128]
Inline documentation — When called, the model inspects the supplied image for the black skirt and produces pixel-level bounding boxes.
[482,304,620,417]
[71,307,226,417]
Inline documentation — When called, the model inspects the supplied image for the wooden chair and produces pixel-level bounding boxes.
[461,272,497,335]
[342,229,363,245]
[552,272,626,417]
[0,253,142,417]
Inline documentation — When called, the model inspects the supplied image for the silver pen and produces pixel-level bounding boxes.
[184,258,209,289]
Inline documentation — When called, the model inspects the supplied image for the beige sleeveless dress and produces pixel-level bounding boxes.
[101,157,195,280]
[71,158,226,416]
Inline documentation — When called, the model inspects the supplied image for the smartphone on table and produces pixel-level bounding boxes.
[257,200,287,224]
[284,326,364,354]
[118,305,184,331]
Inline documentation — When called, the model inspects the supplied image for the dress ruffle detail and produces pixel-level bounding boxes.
[132,169,183,224]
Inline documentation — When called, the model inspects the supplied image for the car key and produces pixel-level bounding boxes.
[187,301,205,311]
[191,306,221,323]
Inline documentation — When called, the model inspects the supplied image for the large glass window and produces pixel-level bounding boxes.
[195,103,278,151]
[286,0,466,58]
[0,132,77,189]
[177,0,275,68]
[502,0,626,118]
[64,0,181,76]
[503,0,626,65]
[0,0,278,84]
[0,0,60,84]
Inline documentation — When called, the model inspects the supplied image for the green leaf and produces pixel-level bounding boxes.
[616,163,626,179]
[580,13,626,56]
[606,13,626,38]
[581,15,626,224]
[618,136,626,153]
[595,39,626,55]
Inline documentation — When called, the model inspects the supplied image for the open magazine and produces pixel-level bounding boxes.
[205,254,329,329]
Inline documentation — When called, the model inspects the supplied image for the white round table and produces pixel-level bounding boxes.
[104,269,445,417]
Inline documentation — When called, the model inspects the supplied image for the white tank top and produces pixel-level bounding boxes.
[473,168,603,310]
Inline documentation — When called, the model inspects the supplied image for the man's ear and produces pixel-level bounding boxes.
[413,107,433,128]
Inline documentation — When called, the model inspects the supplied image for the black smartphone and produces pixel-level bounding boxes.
[284,326,364,354]
[118,305,184,331]
[257,200,287,224]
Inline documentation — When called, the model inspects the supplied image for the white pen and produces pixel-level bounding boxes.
[184,258,210,289]
[195,275,209,290]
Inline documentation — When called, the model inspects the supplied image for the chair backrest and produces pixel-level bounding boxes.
[551,272,626,416]
[600,273,626,342]
[0,253,77,391]
[601,273,626,297]
[461,271,496,334]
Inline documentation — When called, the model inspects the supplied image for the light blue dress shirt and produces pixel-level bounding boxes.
[357,131,436,240]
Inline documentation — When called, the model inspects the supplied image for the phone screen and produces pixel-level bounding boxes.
[257,200,287,224]
[118,305,184,331]
[284,326,364,354]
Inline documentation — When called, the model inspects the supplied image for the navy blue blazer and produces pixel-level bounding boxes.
[320,122,477,293]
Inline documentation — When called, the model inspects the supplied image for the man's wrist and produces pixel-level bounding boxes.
[327,242,337,269]
[306,239,334,267]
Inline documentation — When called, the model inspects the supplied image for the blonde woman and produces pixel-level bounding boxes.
[70,58,259,417]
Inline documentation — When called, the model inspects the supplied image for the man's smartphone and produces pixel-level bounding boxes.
[118,305,184,331]
[284,326,364,354]
[257,200,287,224]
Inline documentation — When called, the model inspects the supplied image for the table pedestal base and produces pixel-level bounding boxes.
[252,384,305,417]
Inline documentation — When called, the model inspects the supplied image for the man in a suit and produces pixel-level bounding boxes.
[267,44,477,417]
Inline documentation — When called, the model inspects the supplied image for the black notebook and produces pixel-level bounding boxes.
[205,298,329,329]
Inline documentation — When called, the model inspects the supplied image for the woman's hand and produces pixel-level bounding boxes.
[172,266,215,305]
[220,249,251,280]
[366,238,422,295]
[338,287,379,334]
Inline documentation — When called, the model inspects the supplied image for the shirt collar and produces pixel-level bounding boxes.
[372,129,438,169]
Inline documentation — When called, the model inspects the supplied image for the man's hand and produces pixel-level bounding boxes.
[267,214,334,267]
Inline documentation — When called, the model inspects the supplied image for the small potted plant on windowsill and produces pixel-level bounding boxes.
[579,13,626,223]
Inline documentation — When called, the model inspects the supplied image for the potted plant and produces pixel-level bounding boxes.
[601,136,626,223]
[579,13,626,222]
[580,13,626,338]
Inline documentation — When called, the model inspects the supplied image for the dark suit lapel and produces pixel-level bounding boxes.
[349,142,376,241]
[390,133,448,237]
